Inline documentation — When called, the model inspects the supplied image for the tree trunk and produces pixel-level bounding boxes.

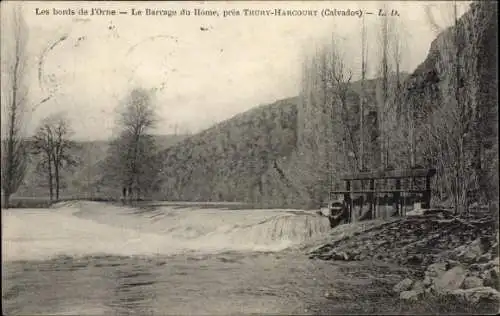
[3,192,11,209]
[360,15,366,171]
[48,155,54,202]
[4,65,19,209]
[55,162,60,201]
[380,13,389,170]
[3,16,21,209]
[54,140,61,201]
[409,105,415,168]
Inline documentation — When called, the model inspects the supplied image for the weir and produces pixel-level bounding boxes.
[69,202,332,254]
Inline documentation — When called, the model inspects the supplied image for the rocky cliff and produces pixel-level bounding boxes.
[402,1,498,204]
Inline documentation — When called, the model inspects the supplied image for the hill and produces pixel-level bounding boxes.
[150,76,396,208]
[153,97,299,204]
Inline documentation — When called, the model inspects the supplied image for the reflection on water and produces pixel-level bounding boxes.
[3,252,355,315]
[113,263,157,315]
[2,202,342,315]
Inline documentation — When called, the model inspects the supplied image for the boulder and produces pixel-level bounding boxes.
[400,290,420,301]
[393,278,414,293]
[478,252,492,263]
[469,263,484,272]
[337,251,349,261]
[324,289,352,300]
[325,251,349,261]
[481,267,499,288]
[446,260,461,269]
[458,238,484,263]
[452,244,467,256]
[423,275,434,287]
[406,254,424,265]
[490,257,500,268]
[450,286,500,304]
[434,266,467,293]
[462,276,484,289]
[412,280,425,293]
[426,262,448,278]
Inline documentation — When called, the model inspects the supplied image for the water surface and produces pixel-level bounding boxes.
[2,201,377,315]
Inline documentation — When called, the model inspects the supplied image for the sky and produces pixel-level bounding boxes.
[1,1,471,141]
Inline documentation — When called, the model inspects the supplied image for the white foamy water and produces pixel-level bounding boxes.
[1,202,342,315]
[2,202,401,315]
[2,201,331,262]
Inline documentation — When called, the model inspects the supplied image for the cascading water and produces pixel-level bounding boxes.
[2,201,338,315]
[72,201,332,255]
[3,201,332,261]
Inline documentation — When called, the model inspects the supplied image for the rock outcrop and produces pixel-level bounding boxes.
[309,209,499,305]
[309,209,496,265]
[392,230,500,305]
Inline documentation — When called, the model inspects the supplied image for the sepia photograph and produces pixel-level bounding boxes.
[1,0,498,314]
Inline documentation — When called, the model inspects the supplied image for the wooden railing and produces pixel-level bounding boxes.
[329,168,436,223]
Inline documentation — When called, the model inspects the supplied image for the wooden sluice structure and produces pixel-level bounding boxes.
[327,168,436,225]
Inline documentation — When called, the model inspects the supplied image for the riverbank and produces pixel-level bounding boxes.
[308,208,499,314]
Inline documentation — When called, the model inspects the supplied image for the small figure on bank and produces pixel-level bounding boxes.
[122,187,127,204]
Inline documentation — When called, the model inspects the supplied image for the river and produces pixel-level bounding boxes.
[2,201,396,315]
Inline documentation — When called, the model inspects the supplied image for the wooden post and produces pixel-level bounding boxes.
[345,180,352,223]
[350,180,355,222]
[360,179,365,219]
[424,176,431,209]
[394,179,401,216]
[402,178,407,216]
[410,177,414,206]
[369,179,375,219]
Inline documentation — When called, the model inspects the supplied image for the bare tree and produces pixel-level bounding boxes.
[1,4,29,208]
[51,115,77,200]
[359,15,368,171]
[1,3,70,207]
[378,4,390,170]
[386,11,410,170]
[297,35,358,206]
[296,47,331,204]
[32,121,55,201]
[326,39,357,172]
[102,87,159,201]
[32,114,77,202]
[373,3,410,171]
